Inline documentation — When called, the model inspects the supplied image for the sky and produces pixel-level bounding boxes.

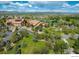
[0,1,79,13]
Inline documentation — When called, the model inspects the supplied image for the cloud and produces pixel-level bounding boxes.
[62,3,71,7]
[72,3,79,8]
[0,1,79,13]
[51,10,68,12]
[28,1,65,8]
[62,2,79,9]
[28,4,32,7]
[0,1,10,4]
[10,2,32,7]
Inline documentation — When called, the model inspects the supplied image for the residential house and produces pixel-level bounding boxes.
[26,20,48,27]
[6,19,23,27]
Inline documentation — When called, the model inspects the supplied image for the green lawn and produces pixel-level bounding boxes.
[21,35,49,54]
[5,34,49,54]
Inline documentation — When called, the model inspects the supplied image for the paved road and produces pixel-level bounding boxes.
[2,27,16,43]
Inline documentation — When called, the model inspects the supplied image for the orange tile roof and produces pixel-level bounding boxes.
[6,19,22,26]
[27,20,48,27]
[28,20,40,26]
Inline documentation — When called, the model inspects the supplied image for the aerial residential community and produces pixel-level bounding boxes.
[0,1,79,54]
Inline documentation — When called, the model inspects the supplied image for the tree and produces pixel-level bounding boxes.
[54,40,68,54]
[42,27,56,49]
[73,38,79,54]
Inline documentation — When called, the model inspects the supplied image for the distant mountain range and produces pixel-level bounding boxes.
[0,11,79,15]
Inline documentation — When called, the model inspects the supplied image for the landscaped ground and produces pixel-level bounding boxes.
[0,14,79,54]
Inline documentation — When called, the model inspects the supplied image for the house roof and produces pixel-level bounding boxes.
[28,20,40,26]
[27,20,48,26]
[6,19,48,27]
[6,19,23,25]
